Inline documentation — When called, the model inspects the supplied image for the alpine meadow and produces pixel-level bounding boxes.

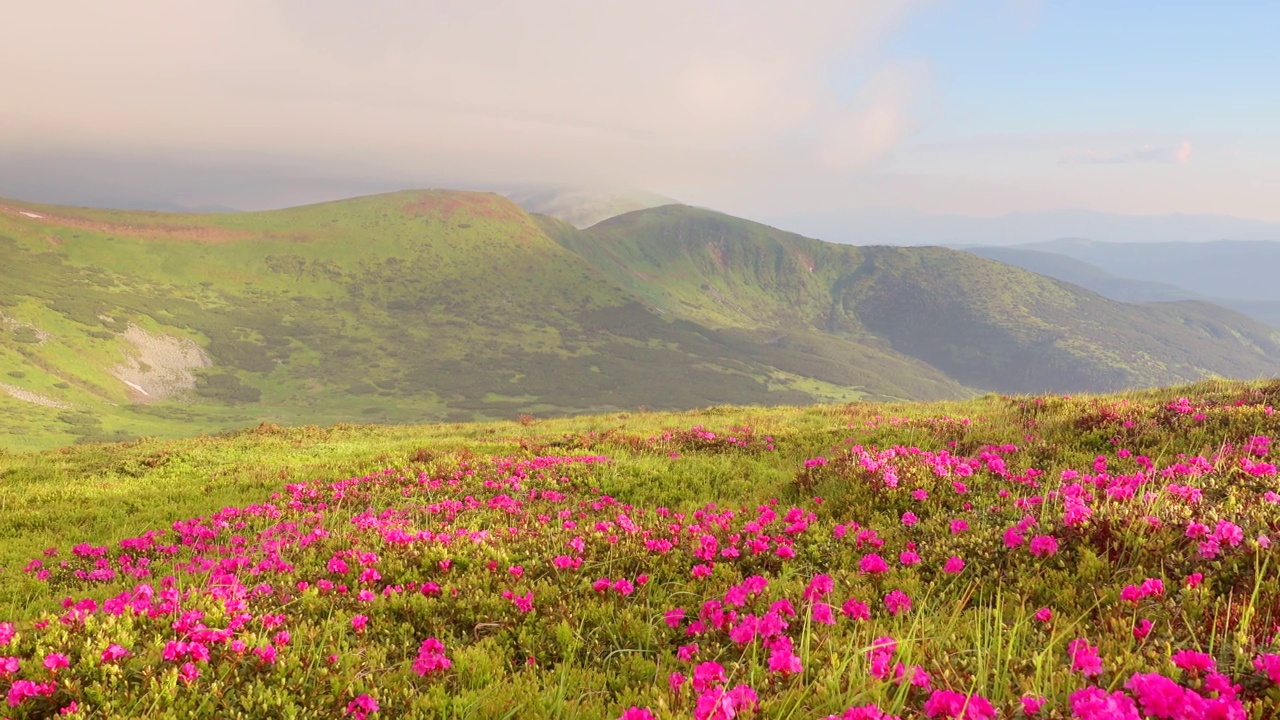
[5,2,1280,719]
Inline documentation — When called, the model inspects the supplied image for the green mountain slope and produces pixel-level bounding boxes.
[3,193,1278,450]
[1018,238,1280,302]
[964,245,1280,329]
[964,246,1200,302]
[552,205,1280,394]
[0,192,961,449]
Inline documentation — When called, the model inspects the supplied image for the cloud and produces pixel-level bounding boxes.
[1060,139,1193,165]
[814,63,929,171]
[0,0,925,206]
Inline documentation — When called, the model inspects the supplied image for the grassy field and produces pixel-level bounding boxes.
[1,379,1279,717]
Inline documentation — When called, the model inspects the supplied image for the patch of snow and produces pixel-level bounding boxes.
[19,211,44,219]
[121,379,150,396]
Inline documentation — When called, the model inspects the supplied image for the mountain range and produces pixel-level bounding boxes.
[2,190,1279,449]
[767,207,1280,246]
[964,240,1280,329]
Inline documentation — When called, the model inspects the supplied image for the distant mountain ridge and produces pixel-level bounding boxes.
[2,190,1278,448]
[963,241,1280,329]
[766,207,1280,246]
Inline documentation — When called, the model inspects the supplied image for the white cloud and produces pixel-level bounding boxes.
[0,0,924,196]
[1060,139,1194,165]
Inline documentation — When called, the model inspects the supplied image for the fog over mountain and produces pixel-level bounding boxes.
[765,207,1280,247]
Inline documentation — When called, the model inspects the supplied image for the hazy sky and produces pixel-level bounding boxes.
[2,1,1278,220]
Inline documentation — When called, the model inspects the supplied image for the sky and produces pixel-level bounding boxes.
[2,0,1278,222]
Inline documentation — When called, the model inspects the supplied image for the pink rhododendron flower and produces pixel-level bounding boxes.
[413,637,451,676]
[842,598,871,621]
[859,553,890,574]
[691,661,727,692]
[345,693,379,720]
[922,689,996,719]
[943,556,965,574]
[101,644,130,663]
[1254,653,1280,684]
[1028,535,1058,557]
[1170,649,1215,674]
[1069,686,1139,720]
[884,589,912,616]
[1068,638,1104,677]
[767,636,803,675]
[618,707,655,720]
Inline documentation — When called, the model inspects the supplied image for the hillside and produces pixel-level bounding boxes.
[3,193,1280,449]
[963,246,1200,302]
[0,382,1278,717]
[965,244,1280,329]
[1018,238,1280,302]
[0,192,963,449]
[553,205,1280,394]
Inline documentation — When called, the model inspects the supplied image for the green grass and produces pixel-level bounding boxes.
[0,380,1279,717]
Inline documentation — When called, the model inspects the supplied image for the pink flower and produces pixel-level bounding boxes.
[669,672,687,693]
[859,554,890,574]
[511,591,535,613]
[413,637,451,676]
[1019,696,1045,715]
[884,589,912,616]
[1064,635,1105,676]
[1028,535,1058,557]
[767,636,803,675]
[1170,649,1215,674]
[254,644,277,665]
[1133,619,1153,640]
[665,607,686,628]
[0,623,13,646]
[0,656,20,676]
[949,519,969,534]
[942,556,965,574]
[812,602,836,625]
[901,512,919,527]
[178,661,200,685]
[841,597,871,621]
[692,661,727,692]
[619,708,656,720]
[1254,653,1280,684]
[1069,687,1138,720]
[1068,638,1103,677]
[351,615,368,633]
[804,574,835,600]
[922,689,996,719]
[345,693,380,719]
[43,653,70,671]
[101,644,130,663]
